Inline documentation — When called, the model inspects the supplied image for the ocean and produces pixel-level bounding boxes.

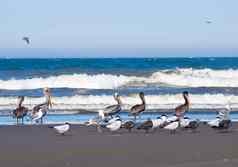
[1,57,238,122]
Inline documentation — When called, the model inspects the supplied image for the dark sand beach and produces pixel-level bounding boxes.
[0,123,237,167]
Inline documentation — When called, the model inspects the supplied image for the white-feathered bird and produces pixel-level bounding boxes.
[208,104,231,129]
[137,115,168,132]
[31,110,43,123]
[106,116,122,132]
[51,122,71,135]
[180,117,200,130]
[163,121,179,133]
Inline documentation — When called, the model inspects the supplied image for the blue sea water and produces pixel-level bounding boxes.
[0,57,238,124]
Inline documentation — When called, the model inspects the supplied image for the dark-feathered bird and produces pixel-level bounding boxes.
[130,92,146,121]
[175,91,189,117]
[121,120,136,132]
[205,20,212,24]
[22,37,30,44]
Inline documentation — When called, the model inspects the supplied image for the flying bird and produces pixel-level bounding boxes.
[22,37,30,44]
[205,20,212,24]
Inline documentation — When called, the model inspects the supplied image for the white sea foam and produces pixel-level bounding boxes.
[0,68,238,89]
[2,94,238,111]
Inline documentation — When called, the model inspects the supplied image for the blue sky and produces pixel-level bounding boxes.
[1,0,238,57]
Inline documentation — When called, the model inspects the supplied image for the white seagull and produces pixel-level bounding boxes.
[163,121,179,133]
[106,116,122,132]
[152,115,168,128]
[52,122,71,135]
[137,115,168,133]
[208,104,231,129]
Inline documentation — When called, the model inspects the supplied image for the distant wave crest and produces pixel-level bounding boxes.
[0,68,238,89]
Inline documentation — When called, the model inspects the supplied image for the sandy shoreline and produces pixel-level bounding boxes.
[0,124,237,167]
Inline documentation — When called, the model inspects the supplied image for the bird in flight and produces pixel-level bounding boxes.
[22,37,30,44]
[205,20,212,24]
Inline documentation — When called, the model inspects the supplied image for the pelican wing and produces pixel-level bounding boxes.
[104,104,121,115]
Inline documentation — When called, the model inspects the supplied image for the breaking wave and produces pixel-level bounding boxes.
[0,68,238,90]
[1,94,237,111]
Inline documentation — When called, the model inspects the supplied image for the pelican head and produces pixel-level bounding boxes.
[183,91,189,97]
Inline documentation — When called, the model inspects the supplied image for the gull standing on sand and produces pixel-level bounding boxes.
[180,117,200,130]
[137,115,168,133]
[163,120,179,133]
[106,116,122,132]
[208,104,231,129]
[51,122,71,135]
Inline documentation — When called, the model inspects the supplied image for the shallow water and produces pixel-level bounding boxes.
[2,111,238,125]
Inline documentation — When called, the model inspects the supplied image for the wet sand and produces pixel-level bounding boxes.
[0,123,237,167]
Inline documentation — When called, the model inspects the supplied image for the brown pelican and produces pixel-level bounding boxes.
[13,96,28,124]
[32,87,52,124]
[130,92,146,120]
[22,37,30,44]
[99,93,122,118]
[175,91,189,118]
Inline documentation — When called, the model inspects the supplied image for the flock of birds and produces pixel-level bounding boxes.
[48,91,232,136]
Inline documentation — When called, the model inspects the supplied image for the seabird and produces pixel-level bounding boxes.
[105,116,122,132]
[205,20,212,24]
[85,118,103,133]
[31,110,43,123]
[180,117,200,130]
[22,37,30,44]
[98,92,122,119]
[130,92,146,121]
[208,104,231,129]
[51,122,71,135]
[12,96,28,124]
[137,115,168,133]
[163,120,179,134]
[175,91,190,117]
[121,120,136,132]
